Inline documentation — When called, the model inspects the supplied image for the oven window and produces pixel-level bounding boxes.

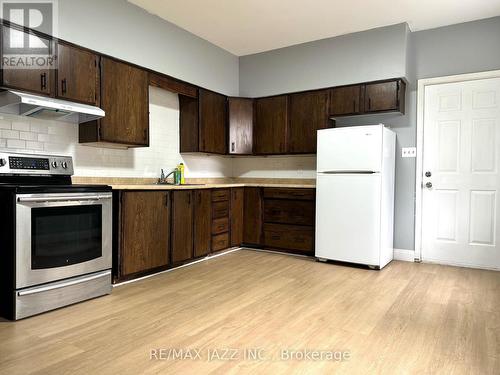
[31,205,102,269]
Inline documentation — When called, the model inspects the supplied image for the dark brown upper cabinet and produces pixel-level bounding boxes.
[171,190,194,263]
[329,85,363,116]
[179,89,227,154]
[288,90,330,153]
[193,189,212,258]
[56,42,99,105]
[199,89,227,154]
[79,57,149,147]
[253,95,288,154]
[228,97,253,155]
[364,79,405,114]
[118,191,170,279]
[1,24,54,96]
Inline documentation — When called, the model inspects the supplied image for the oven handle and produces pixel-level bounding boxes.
[17,270,111,296]
[17,194,112,203]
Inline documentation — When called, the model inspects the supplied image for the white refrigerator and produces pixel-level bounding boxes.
[315,124,396,269]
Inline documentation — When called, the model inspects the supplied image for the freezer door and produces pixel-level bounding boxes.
[315,173,382,266]
[317,125,383,173]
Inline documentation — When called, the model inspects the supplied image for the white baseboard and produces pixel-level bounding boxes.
[393,248,416,262]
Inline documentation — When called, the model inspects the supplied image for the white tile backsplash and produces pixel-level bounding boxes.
[0,86,317,180]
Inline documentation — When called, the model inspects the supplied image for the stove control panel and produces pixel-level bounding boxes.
[0,152,73,176]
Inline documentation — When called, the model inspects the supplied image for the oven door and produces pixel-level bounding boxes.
[15,192,112,289]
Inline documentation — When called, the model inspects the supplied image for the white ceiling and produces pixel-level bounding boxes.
[129,0,500,56]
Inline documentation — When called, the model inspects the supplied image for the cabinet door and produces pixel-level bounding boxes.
[364,80,402,113]
[56,43,98,105]
[254,96,288,154]
[179,94,199,152]
[288,90,330,153]
[172,190,194,263]
[1,25,53,95]
[230,188,244,246]
[330,85,363,116]
[120,192,170,276]
[199,89,227,154]
[99,57,149,146]
[194,189,211,257]
[243,187,263,245]
[228,97,253,154]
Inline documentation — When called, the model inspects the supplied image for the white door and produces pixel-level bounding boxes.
[422,77,500,269]
[315,173,381,266]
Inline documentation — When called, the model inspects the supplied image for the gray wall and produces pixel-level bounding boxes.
[239,16,500,250]
[58,0,239,96]
[239,23,409,97]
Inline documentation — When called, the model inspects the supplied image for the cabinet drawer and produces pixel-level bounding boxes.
[212,201,229,218]
[263,188,315,201]
[212,217,229,234]
[264,199,314,225]
[263,223,313,253]
[212,233,229,252]
[212,189,230,202]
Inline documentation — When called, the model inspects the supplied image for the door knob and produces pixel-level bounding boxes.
[425,182,433,189]
[425,171,432,177]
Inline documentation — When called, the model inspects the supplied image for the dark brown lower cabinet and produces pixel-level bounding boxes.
[194,190,211,257]
[263,224,314,254]
[172,190,194,263]
[230,188,244,246]
[243,187,263,246]
[119,191,170,278]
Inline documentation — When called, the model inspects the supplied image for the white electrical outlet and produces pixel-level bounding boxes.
[402,147,416,158]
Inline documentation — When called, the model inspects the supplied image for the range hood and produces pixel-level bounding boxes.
[0,90,105,123]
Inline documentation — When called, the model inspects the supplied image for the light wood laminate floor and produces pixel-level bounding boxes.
[0,249,499,374]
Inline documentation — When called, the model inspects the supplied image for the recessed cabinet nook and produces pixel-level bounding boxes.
[1,21,406,152]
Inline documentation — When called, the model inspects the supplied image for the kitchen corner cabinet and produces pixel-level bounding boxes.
[179,89,227,154]
[118,191,170,279]
[1,24,54,96]
[243,187,263,246]
[364,79,405,114]
[230,188,244,246]
[79,57,149,147]
[194,189,212,257]
[228,97,253,154]
[288,90,331,153]
[253,95,288,154]
[56,42,99,105]
[172,190,194,263]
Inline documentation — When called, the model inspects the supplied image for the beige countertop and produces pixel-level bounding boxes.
[72,177,316,190]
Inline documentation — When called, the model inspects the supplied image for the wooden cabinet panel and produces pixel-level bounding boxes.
[330,85,363,116]
[212,189,230,202]
[212,233,229,252]
[199,89,227,154]
[365,80,404,113]
[243,187,263,245]
[120,192,170,277]
[1,25,53,95]
[254,96,288,154]
[228,97,253,154]
[230,188,244,246]
[98,57,149,146]
[212,217,229,235]
[212,201,229,219]
[193,189,211,258]
[263,188,315,201]
[264,199,315,226]
[56,43,98,105]
[288,90,330,153]
[172,190,194,263]
[179,95,199,152]
[149,72,197,98]
[263,223,313,254]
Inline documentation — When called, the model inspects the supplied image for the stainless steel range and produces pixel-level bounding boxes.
[0,152,112,320]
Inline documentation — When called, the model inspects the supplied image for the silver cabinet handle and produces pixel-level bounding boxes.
[17,270,111,296]
[18,193,112,203]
